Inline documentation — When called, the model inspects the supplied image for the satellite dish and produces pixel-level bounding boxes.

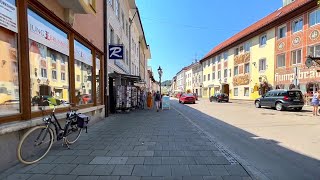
[305,57,313,68]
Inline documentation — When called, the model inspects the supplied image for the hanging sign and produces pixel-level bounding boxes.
[109,45,124,59]
[0,0,17,33]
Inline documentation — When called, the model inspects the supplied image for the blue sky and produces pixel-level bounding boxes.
[136,0,282,81]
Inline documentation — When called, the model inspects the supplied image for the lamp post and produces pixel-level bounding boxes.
[158,66,163,107]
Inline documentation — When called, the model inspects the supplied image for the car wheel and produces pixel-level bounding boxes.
[193,101,195,104]
[255,101,261,108]
[179,100,181,103]
[294,107,302,111]
[275,102,284,111]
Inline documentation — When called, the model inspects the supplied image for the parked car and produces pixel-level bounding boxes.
[193,93,198,100]
[179,93,196,104]
[254,89,304,111]
[176,93,182,98]
[209,93,229,102]
[81,94,92,104]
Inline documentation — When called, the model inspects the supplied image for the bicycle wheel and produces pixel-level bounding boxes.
[65,123,82,144]
[17,126,54,164]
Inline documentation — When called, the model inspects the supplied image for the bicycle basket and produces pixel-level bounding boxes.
[77,114,89,128]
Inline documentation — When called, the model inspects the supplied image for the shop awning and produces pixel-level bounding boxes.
[109,72,141,82]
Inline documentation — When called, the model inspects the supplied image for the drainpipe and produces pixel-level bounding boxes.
[103,0,109,117]
[129,8,138,75]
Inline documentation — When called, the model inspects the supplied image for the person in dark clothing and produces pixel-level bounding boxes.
[154,91,161,112]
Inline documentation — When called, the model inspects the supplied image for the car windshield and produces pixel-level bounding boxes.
[185,94,194,97]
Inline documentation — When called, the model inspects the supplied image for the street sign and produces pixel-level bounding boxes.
[109,45,123,59]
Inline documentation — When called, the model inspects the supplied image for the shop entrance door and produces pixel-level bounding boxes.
[222,84,229,95]
[39,85,50,96]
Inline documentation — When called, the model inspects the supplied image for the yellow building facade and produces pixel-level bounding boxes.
[202,59,213,98]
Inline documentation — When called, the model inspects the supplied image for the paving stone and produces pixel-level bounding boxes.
[5,174,32,180]
[194,157,214,165]
[27,164,57,174]
[161,157,180,165]
[162,177,182,180]
[90,157,112,164]
[122,151,139,157]
[141,177,163,180]
[75,145,92,150]
[152,165,171,176]
[212,157,230,165]
[144,157,161,165]
[199,151,217,157]
[108,157,129,164]
[107,151,125,157]
[27,174,54,180]
[38,155,59,163]
[70,164,96,175]
[74,150,94,156]
[111,165,134,176]
[126,157,145,164]
[119,176,141,180]
[90,150,108,156]
[52,175,78,180]
[138,151,154,157]
[188,165,211,176]
[134,146,149,151]
[52,156,77,164]
[76,176,100,180]
[97,176,120,180]
[171,165,191,177]
[169,151,185,157]
[203,176,223,180]
[91,165,115,175]
[56,150,76,155]
[132,165,153,176]
[154,151,169,157]
[224,165,248,176]
[72,156,96,164]
[207,165,229,176]
[221,176,249,180]
[48,164,77,174]
[177,157,196,165]
[183,151,200,157]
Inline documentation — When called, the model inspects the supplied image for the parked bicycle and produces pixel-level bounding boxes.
[17,101,89,164]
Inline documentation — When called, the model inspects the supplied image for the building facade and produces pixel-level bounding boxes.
[191,62,203,96]
[176,68,186,92]
[185,67,193,93]
[0,0,107,172]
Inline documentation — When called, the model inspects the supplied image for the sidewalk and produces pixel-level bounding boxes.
[1,108,251,180]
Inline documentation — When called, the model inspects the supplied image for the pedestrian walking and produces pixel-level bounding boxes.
[155,91,161,112]
[311,90,320,116]
[147,92,153,109]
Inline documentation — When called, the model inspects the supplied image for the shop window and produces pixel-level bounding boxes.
[96,55,101,104]
[28,9,70,112]
[291,49,302,65]
[74,40,93,105]
[0,0,20,117]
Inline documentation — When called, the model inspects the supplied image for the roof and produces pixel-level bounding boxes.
[200,0,315,62]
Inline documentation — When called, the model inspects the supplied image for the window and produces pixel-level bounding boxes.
[235,48,239,55]
[292,18,303,33]
[61,72,66,81]
[115,0,119,17]
[291,49,302,65]
[309,9,320,26]
[259,59,266,71]
[223,51,228,60]
[234,88,238,96]
[278,25,287,39]
[52,70,57,80]
[96,55,101,104]
[277,54,286,67]
[125,21,128,37]
[211,57,215,64]
[244,63,250,73]
[244,42,251,52]
[28,9,70,112]
[109,26,114,44]
[218,71,221,79]
[234,66,238,75]
[239,46,244,53]
[244,87,249,96]
[77,75,80,81]
[126,49,129,65]
[203,61,206,67]
[260,34,267,46]
[208,74,210,81]
[308,44,320,57]
[74,40,93,105]
[0,1,20,116]
[203,75,206,81]
[224,69,227,78]
[117,35,120,44]
[217,55,221,63]
[121,11,125,30]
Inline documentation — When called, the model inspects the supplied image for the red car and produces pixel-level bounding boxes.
[179,93,196,104]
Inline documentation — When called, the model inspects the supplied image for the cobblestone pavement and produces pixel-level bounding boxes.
[1,108,251,180]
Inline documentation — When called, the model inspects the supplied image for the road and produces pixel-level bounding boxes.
[171,98,320,180]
